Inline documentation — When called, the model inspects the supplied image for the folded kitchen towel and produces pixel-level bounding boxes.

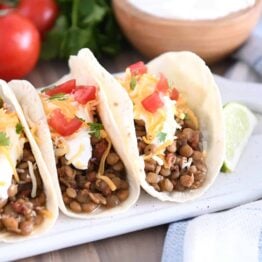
[161,17,262,262]
[162,200,262,262]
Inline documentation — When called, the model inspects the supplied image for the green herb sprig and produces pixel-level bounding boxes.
[88,122,103,138]
[157,131,167,143]
[0,132,10,146]
[41,0,125,60]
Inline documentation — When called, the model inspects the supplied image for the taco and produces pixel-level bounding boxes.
[74,49,225,202]
[9,55,140,218]
[0,80,58,242]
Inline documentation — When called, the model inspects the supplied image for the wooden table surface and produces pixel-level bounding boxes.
[16,49,232,262]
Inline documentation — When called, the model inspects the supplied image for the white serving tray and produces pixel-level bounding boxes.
[1,75,262,261]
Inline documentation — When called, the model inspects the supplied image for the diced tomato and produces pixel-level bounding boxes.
[45,79,76,96]
[170,87,179,101]
[141,92,164,113]
[156,74,169,94]
[48,109,82,136]
[73,86,96,105]
[128,61,147,76]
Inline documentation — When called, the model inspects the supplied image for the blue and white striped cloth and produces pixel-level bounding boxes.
[162,19,262,262]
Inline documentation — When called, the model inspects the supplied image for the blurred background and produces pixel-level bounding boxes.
[0,0,262,82]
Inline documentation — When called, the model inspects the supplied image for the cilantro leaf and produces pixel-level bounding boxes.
[130,77,137,90]
[41,0,125,60]
[88,122,103,138]
[49,93,66,101]
[157,132,167,143]
[16,123,23,134]
[0,132,10,146]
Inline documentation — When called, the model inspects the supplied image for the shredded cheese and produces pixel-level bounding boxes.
[0,109,19,130]
[96,132,117,191]
[40,95,77,119]
[28,161,37,198]
[99,176,117,191]
[97,135,111,177]
[0,147,19,182]
[120,72,166,141]
[30,124,42,145]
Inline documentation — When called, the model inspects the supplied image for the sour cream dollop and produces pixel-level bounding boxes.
[0,128,25,200]
[128,0,255,20]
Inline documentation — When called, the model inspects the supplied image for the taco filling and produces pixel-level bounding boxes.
[118,62,207,193]
[0,97,48,236]
[40,79,129,213]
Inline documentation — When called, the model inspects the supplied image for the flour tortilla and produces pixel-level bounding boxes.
[0,80,58,242]
[78,49,225,202]
[9,55,141,218]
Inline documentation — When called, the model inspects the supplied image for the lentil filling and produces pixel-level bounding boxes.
[58,122,129,214]
[136,115,207,192]
[0,142,47,236]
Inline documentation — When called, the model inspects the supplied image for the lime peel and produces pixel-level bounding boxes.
[222,102,257,173]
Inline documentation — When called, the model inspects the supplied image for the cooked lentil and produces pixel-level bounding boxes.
[0,143,47,236]
[135,114,207,193]
[57,122,129,213]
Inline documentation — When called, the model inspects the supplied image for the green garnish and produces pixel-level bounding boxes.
[157,132,167,143]
[16,123,23,134]
[49,93,66,101]
[88,122,103,138]
[0,132,10,146]
[41,0,125,60]
[130,77,137,90]
[76,116,85,122]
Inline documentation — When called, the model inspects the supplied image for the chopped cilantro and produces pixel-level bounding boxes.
[0,132,10,146]
[88,122,103,138]
[130,77,137,90]
[157,132,167,143]
[48,93,66,101]
[16,122,23,134]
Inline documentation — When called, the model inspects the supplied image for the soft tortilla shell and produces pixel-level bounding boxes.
[10,55,141,218]
[0,80,58,242]
[82,49,224,202]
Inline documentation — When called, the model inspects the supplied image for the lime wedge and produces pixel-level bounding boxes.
[221,102,257,172]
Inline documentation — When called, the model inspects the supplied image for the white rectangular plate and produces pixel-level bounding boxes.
[1,75,262,261]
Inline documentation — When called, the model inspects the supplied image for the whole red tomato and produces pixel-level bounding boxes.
[0,11,40,80]
[17,0,58,35]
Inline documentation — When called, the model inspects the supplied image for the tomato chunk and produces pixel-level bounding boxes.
[73,86,96,105]
[128,61,147,75]
[48,109,82,136]
[156,74,169,94]
[170,87,179,101]
[45,79,76,96]
[141,92,164,113]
